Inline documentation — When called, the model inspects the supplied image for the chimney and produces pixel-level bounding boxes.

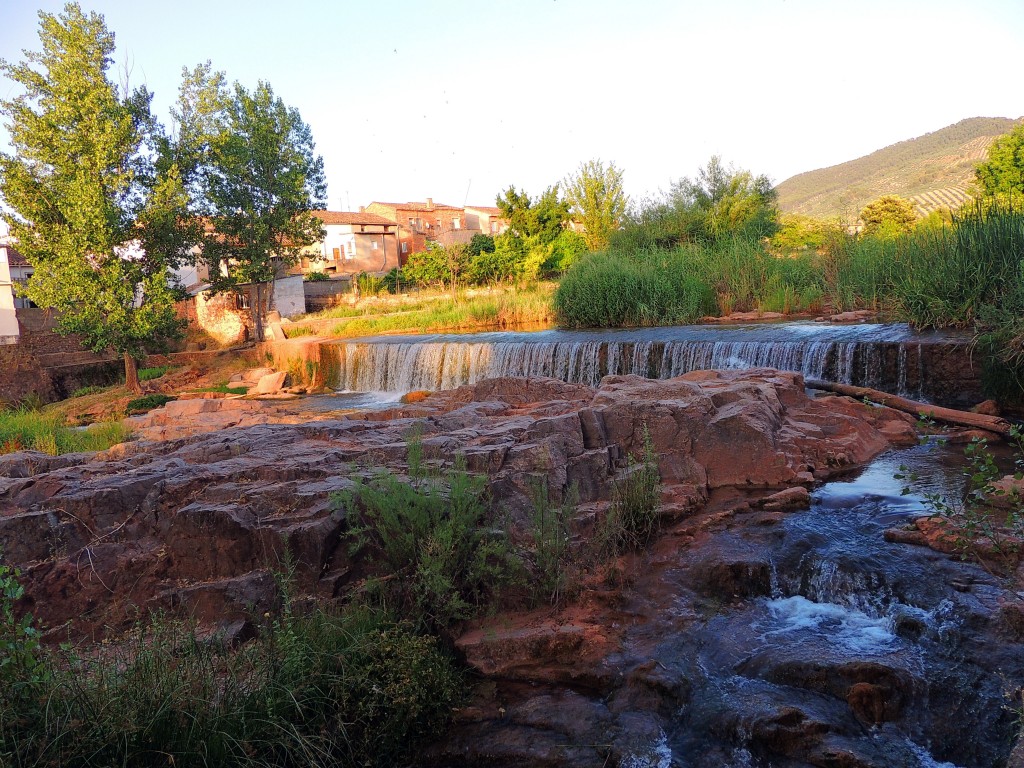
[426,197,433,210]
[359,205,365,213]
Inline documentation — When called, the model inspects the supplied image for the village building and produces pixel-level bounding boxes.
[463,205,509,237]
[295,210,401,275]
[364,199,465,257]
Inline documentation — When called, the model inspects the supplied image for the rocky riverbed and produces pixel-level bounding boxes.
[2,369,1022,766]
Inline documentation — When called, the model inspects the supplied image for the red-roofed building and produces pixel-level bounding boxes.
[295,210,401,276]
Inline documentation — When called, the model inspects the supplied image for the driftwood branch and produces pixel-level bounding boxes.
[806,380,1013,437]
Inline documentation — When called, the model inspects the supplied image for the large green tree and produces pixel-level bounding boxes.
[975,121,1024,200]
[613,156,778,251]
[670,155,779,241]
[859,195,917,239]
[495,185,570,245]
[0,4,196,393]
[200,80,326,341]
[563,159,628,251]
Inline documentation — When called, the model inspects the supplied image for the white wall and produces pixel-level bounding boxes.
[271,275,306,319]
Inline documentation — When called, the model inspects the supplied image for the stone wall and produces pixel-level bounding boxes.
[303,278,353,312]
[0,309,119,403]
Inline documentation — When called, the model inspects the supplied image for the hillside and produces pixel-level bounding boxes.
[776,117,1020,222]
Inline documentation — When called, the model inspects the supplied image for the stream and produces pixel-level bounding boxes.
[437,440,1024,767]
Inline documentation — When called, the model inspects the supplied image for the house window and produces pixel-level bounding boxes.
[235,291,250,310]
[401,241,408,254]
[453,217,460,230]
[371,240,378,250]
[490,221,498,233]
[332,247,341,260]
[345,241,355,259]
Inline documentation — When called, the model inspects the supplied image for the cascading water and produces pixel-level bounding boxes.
[328,322,972,403]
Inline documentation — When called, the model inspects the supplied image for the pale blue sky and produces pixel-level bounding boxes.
[2,0,1022,210]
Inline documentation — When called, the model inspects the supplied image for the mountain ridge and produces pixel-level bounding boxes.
[776,117,1021,221]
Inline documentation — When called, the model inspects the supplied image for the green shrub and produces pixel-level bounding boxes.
[125,394,175,415]
[356,272,385,296]
[304,270,331,282]
[526,479,577,605]
[69,384,109,398]
[596,428,661,557]
[336,453,521,632]
[138,365,174,382]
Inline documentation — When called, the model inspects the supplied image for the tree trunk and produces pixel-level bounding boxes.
[253,283,264,343]
[124,352,141,395]
[806,380,1013,437]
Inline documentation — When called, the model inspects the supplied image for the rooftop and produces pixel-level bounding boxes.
[312,210,397,226]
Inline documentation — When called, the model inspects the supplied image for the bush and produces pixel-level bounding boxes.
[125,394,175,415]
[304,271,331,282]
[138,365,174,382]
[356,272,385,297]
[69,384,109,398]
[336,448,521,632]
[526,479,577,605]
[596,428,661,557]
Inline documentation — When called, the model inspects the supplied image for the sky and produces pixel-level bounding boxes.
[1,0,1022,211]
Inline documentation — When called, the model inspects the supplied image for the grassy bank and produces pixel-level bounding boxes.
[0,409,130,455]
[554,203,1024,400]
[288,282,556,339]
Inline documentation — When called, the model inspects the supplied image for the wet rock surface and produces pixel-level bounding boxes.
[2,370,1020,766]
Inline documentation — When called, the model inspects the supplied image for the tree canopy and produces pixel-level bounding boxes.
[563,159,628,251]
[612,157,778,251]
[975,121,1024,201]
[495,185,570,245]
[0,3,196,392]
[859,195,917,239]
[197,79,327,341]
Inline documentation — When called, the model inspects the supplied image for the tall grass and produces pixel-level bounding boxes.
[328,285,554,337]
[554,237,826,327]
[555,249,717,327]
[891,203,1024,329]
[0,410,131,455]
[0,603,463,768]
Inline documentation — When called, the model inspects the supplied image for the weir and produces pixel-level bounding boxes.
[325,322,978,406]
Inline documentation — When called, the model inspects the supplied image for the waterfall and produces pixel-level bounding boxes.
[327,323,967,400]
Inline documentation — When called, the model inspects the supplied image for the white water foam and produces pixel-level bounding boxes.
[763,596,898,653]
[620,729,673,768]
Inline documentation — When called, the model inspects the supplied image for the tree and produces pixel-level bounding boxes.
[0,3,195,393]
[403,241,470,295]
[563,159,628,251]
[859,195,917,239]
[975,121,1024,200]
[612,156,778,251]
[201,80,326,341]
[669,156,779,242]
[496,185,571,245]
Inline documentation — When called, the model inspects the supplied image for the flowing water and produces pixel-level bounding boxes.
[327,323,972,404]
[640,441,1023,767]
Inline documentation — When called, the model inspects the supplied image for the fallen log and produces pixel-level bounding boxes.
[806,380,1014,437]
